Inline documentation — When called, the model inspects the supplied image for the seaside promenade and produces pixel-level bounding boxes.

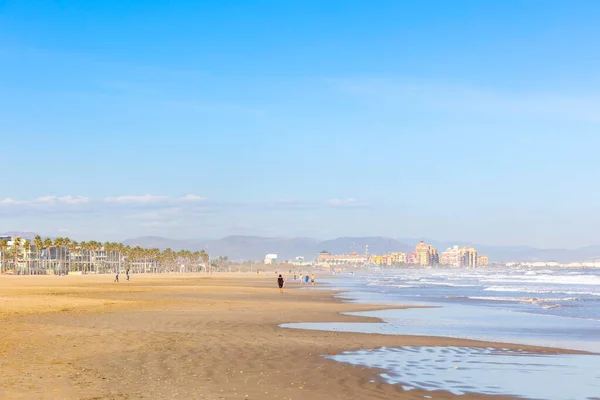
[0,273,576,400]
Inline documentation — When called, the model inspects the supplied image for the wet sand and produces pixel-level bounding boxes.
[0,274,578,399]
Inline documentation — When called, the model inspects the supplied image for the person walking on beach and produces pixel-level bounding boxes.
[277,274,285,294]
[114,273,119,283]
[311,274,316,286]
[126,270,130,281]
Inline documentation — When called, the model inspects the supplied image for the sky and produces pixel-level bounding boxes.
[1,0,599,248]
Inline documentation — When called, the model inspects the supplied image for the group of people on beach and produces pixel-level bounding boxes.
[277,272,315,293]
[114,269,130,283]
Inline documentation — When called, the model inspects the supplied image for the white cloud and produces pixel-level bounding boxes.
[0,195,89,206]
[58,195,89,204]
[104,194,168,203]
[181,194,205,201]
[36,195,57,202]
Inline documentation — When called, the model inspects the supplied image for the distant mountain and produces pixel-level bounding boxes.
[124,235,319,261]
[0,231,44,241]
[122,236,198,251]
[123,235,413,262]
[317,237,413,256]
[4,231,600,262]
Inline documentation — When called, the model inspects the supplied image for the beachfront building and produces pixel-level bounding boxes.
[367,252,407,266]
[264,254,278,265]
[439,245,488,267]
[391,252,407,264]
[461,246,478,267]
[415,241,438,266]
[368,254,383,264]
[317,251,368,266]
[440,246,462,266]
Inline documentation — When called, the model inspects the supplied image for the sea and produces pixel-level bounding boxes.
[282,267,600,399]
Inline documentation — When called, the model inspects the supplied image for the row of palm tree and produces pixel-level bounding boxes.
[0,235,211,275]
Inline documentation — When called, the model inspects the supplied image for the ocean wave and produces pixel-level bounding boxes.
[366,282,416,289]
[480,274,600,285]
[524,269,556,275]
[405,281,476,287]
[483,286,600,296]
[453,296,580,304]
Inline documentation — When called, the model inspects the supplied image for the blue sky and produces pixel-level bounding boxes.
[1,0,599,248]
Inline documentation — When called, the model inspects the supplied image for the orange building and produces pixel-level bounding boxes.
[415,241,438,266]
[460,246,478,267]
[440,246,462,266]
[368,252,407,265]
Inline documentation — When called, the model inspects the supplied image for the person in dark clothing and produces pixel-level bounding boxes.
[114,273,119,283]
[277,274,285,294]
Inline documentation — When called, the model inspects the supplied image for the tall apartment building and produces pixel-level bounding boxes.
[440,245,461,266]
[440,245,488,267]
[415,241,438,266]
[461,246,478,267]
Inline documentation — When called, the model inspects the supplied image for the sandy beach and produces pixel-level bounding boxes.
[0,273,578,400]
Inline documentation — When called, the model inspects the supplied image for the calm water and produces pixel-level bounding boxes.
[282,267,600,399]
[330,346,600,400]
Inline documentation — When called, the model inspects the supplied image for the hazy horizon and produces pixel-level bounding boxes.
[2,1,599,248]
[2,230,598,251]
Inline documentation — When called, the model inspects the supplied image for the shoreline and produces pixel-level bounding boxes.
[0,273,584,399]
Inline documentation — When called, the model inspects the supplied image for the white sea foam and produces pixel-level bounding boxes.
[480,274,600,285]
[462,296,580,303]
[484,286,600,296]
[404,281,476,287]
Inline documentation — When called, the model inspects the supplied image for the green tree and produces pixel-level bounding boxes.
[43,237,53,273]
[0,239,9,274]
[34,235,43,273]
[22,239,31,274]
[12,237,23,274]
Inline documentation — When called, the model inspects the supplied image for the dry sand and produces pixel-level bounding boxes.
[0,273,576,399]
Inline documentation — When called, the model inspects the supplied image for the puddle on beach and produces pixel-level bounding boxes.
[328,346,600,400]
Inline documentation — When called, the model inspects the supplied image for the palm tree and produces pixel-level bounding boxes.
[34,235,43,274]
[43,237,53,273]
[200,250,209,272]
[12,237,23,274]
[0,239,9,274]
[81,241,92,273]
[53,238,64,275]
[23,239,31,274]
[63,237,72,273]
[91,241,102,273]
[68,240,78,272]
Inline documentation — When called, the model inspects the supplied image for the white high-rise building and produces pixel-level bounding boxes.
[264,254,278,265]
